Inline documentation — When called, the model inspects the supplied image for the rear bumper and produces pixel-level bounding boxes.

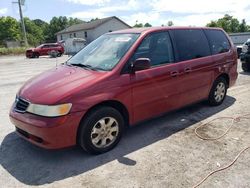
[9,107,84,149]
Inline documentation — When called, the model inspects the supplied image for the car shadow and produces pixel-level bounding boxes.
[239,71,250,75]
[0,96,236,185]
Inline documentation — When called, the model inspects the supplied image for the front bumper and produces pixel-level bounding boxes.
[9,107,84,149]
[26,51,33,58]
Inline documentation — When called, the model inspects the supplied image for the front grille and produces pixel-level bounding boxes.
[14,97,30,113]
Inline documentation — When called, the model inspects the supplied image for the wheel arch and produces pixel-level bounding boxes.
[216,73,230,88]
[76,100,130,144]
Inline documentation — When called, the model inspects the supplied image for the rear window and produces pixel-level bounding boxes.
[170,29,211,62]
[204,30,231,55]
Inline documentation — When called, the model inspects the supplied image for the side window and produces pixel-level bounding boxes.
[133,32,174,67]
[171,29,211,62]
[204,30,231,55]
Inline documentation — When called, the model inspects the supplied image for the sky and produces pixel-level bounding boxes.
[0,0,250,27]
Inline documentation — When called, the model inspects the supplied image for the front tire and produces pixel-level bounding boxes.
[78,107,124,154]
[208,77,227,106]
[32,52,39,58]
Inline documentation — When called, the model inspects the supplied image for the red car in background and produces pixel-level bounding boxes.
[26,43,64,58]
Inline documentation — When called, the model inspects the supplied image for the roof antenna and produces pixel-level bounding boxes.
[56,54,58,68]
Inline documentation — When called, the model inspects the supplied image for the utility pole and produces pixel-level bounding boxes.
[13,0,28,46]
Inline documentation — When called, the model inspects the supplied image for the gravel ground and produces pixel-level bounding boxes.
[0,55,250,188]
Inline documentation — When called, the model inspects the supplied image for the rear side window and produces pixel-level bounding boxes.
[204,30,230,55]
[170,29,210,62]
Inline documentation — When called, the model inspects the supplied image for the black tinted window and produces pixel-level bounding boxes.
[204,30,230,55]
[171,29,210,61]
[133,32,174,66]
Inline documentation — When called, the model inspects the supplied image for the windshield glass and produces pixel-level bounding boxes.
[37,44,44,48]
[67,33,140,71]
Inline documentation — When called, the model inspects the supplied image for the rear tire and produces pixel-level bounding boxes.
[78,107,124,154]
[32,52,39,58]
[208,77,227,106]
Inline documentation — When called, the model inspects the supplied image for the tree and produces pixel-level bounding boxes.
[45,16,84,42]
[206,21,217,28]
[45,16,68,42]
[0,16,21,46]
[144,23,152,27]
[68,17,84,26]
[206,14,242,33]
[167,21,174,26]
[133,21,152,28]
[239,19,248,32]
[90,18,99,22]
[23,17,45,46]
[133,20,143,28]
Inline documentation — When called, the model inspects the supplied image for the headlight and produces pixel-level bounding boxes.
[26,103,72,117]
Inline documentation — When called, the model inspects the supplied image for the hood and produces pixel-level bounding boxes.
[26,48,35,51]
[19,65,105,104]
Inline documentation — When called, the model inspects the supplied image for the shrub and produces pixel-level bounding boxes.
[0,47,27,56]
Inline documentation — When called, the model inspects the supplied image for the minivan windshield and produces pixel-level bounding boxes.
[67,33,140,71]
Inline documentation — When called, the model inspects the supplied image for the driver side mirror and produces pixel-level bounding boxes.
[131,58,151,72]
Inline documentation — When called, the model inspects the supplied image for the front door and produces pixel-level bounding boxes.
[129,31,182,123]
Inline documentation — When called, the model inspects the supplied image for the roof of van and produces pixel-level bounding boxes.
[111,26,223,34]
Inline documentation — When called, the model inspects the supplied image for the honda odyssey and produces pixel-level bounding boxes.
[10,27,238,154]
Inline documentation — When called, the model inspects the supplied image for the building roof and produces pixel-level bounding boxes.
[228,32,250,36]
[56,16,131,35]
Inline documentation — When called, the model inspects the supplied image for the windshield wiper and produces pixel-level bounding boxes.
[69,63,97,70]
[68,63,108,71]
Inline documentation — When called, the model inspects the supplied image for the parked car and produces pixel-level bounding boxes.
[10,27,238,154]
[26,43,64,58]
[236,45,243,58]
[240,39,250,72]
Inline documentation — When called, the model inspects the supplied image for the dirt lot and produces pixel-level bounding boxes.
[0,55,250,188]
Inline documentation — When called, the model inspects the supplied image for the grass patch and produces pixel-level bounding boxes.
[0,47,27,56]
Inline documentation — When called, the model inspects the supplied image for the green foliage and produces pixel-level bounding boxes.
[239,19,248,32]
[0,16,84,47]
[133,21,152,28]
[206,14,250,33]
[24,17,45,46]
[0,47,27,55]
[45,16,84,42]
[144,23,152,27]
[0,16,21,46]
[90,18,99,22]
[167,21,174,26]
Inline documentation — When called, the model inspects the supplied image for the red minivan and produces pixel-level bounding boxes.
[10,27,238,154]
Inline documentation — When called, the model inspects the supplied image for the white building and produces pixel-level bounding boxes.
[229,32,250,45]
[56,16,131,43]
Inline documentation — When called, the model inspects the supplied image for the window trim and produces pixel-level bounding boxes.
[121,31,175,74]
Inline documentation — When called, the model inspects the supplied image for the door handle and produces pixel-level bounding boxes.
[184,68,191,73]
[170,71,179,77]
